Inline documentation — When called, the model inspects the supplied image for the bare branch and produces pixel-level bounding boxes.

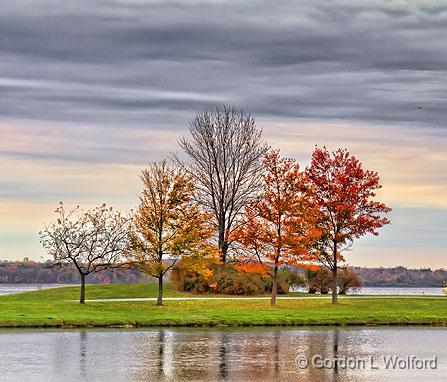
[173,106,268,262]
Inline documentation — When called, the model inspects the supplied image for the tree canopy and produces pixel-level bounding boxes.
[40,202,131,303]
[127,160,213,305]
[176,106,268,263]
[306,146,391,303]
[233,150,320,305]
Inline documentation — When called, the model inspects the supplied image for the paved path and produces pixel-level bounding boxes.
[76,295,446,303]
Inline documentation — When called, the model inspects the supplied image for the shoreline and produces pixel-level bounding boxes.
[71,295,446,302]
[1,321,447,329]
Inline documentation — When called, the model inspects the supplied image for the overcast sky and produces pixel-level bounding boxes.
[1,0,446,268]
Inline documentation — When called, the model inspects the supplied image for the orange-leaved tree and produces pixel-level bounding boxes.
[233,150,320,305]
[306,147,391,304]
[128,160,212,305]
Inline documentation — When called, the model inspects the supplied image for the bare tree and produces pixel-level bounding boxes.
[40,202,131,303]
[175,106,268,263]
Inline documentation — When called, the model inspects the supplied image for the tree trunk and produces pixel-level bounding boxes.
[80,273,86,304]
[157,275,163,306]
[218,227,227,263]
[271,265,278,306]
[333,330,339,372]
[332,244,338,304]
[219,244,228,264]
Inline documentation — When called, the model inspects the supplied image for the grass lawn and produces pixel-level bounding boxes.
[0,283,445,328]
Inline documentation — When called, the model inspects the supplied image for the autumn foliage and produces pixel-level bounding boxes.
[127,160,212,305]
[306,147,391,303]
[40,108,392,306]
[232,262,270,276]
[233,150,321,305]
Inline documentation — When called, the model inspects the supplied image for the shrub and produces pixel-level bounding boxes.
[170,257,215,293]
[338,267,363,294]
[306,267,332,294]
[171,261,298,295]
[209,265,261,295]
[305,266,363,294]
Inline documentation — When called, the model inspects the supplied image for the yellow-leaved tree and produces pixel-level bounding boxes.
[128,160,212,305]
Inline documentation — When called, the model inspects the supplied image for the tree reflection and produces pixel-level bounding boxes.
[156,330,165,379]
[79,330,87,378]
[131,328,355,382]
[332,329,340,380]
[218,332,229,380]
[273,330,280,377]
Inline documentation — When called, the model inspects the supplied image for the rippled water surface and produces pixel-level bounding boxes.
[0,327,445,381]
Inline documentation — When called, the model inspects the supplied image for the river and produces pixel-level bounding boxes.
[0,327,445,381]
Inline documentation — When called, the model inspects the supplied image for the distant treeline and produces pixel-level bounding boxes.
[0,260,445,287]
[0,260,147,284]
[351,266,446,287]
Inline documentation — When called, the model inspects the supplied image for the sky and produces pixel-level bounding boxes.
[0,0,446,268]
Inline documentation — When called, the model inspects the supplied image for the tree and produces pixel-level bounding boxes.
[40,203,131,303]
[338,267,363,294]
[128,160,212,305]
[233,150,320,305]
[306,147,391,304]
[306,267,332,294]
[176,106,268,263]
[306,266,363,295]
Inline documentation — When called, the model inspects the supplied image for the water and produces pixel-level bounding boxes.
[0,284,74,295]
[352,287,445,296]
[291,286,445,296]
[0,327,444,381]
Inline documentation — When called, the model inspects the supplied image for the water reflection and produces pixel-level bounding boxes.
[218,332,229,380]
[79,330,87,378]
[333,329,339,376]
[156,330,165,379]
[0,327,445,381]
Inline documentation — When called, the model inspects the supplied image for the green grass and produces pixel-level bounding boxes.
[0,283,309,301]
[0,283,445,328]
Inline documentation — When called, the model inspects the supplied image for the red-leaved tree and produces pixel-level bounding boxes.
[306,147,391,304]
[233,150,320,305]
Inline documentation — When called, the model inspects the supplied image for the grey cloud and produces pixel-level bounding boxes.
[0,0,446,134]
[2,1,447,265]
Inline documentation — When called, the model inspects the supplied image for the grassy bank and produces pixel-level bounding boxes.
[0,283,445,328]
